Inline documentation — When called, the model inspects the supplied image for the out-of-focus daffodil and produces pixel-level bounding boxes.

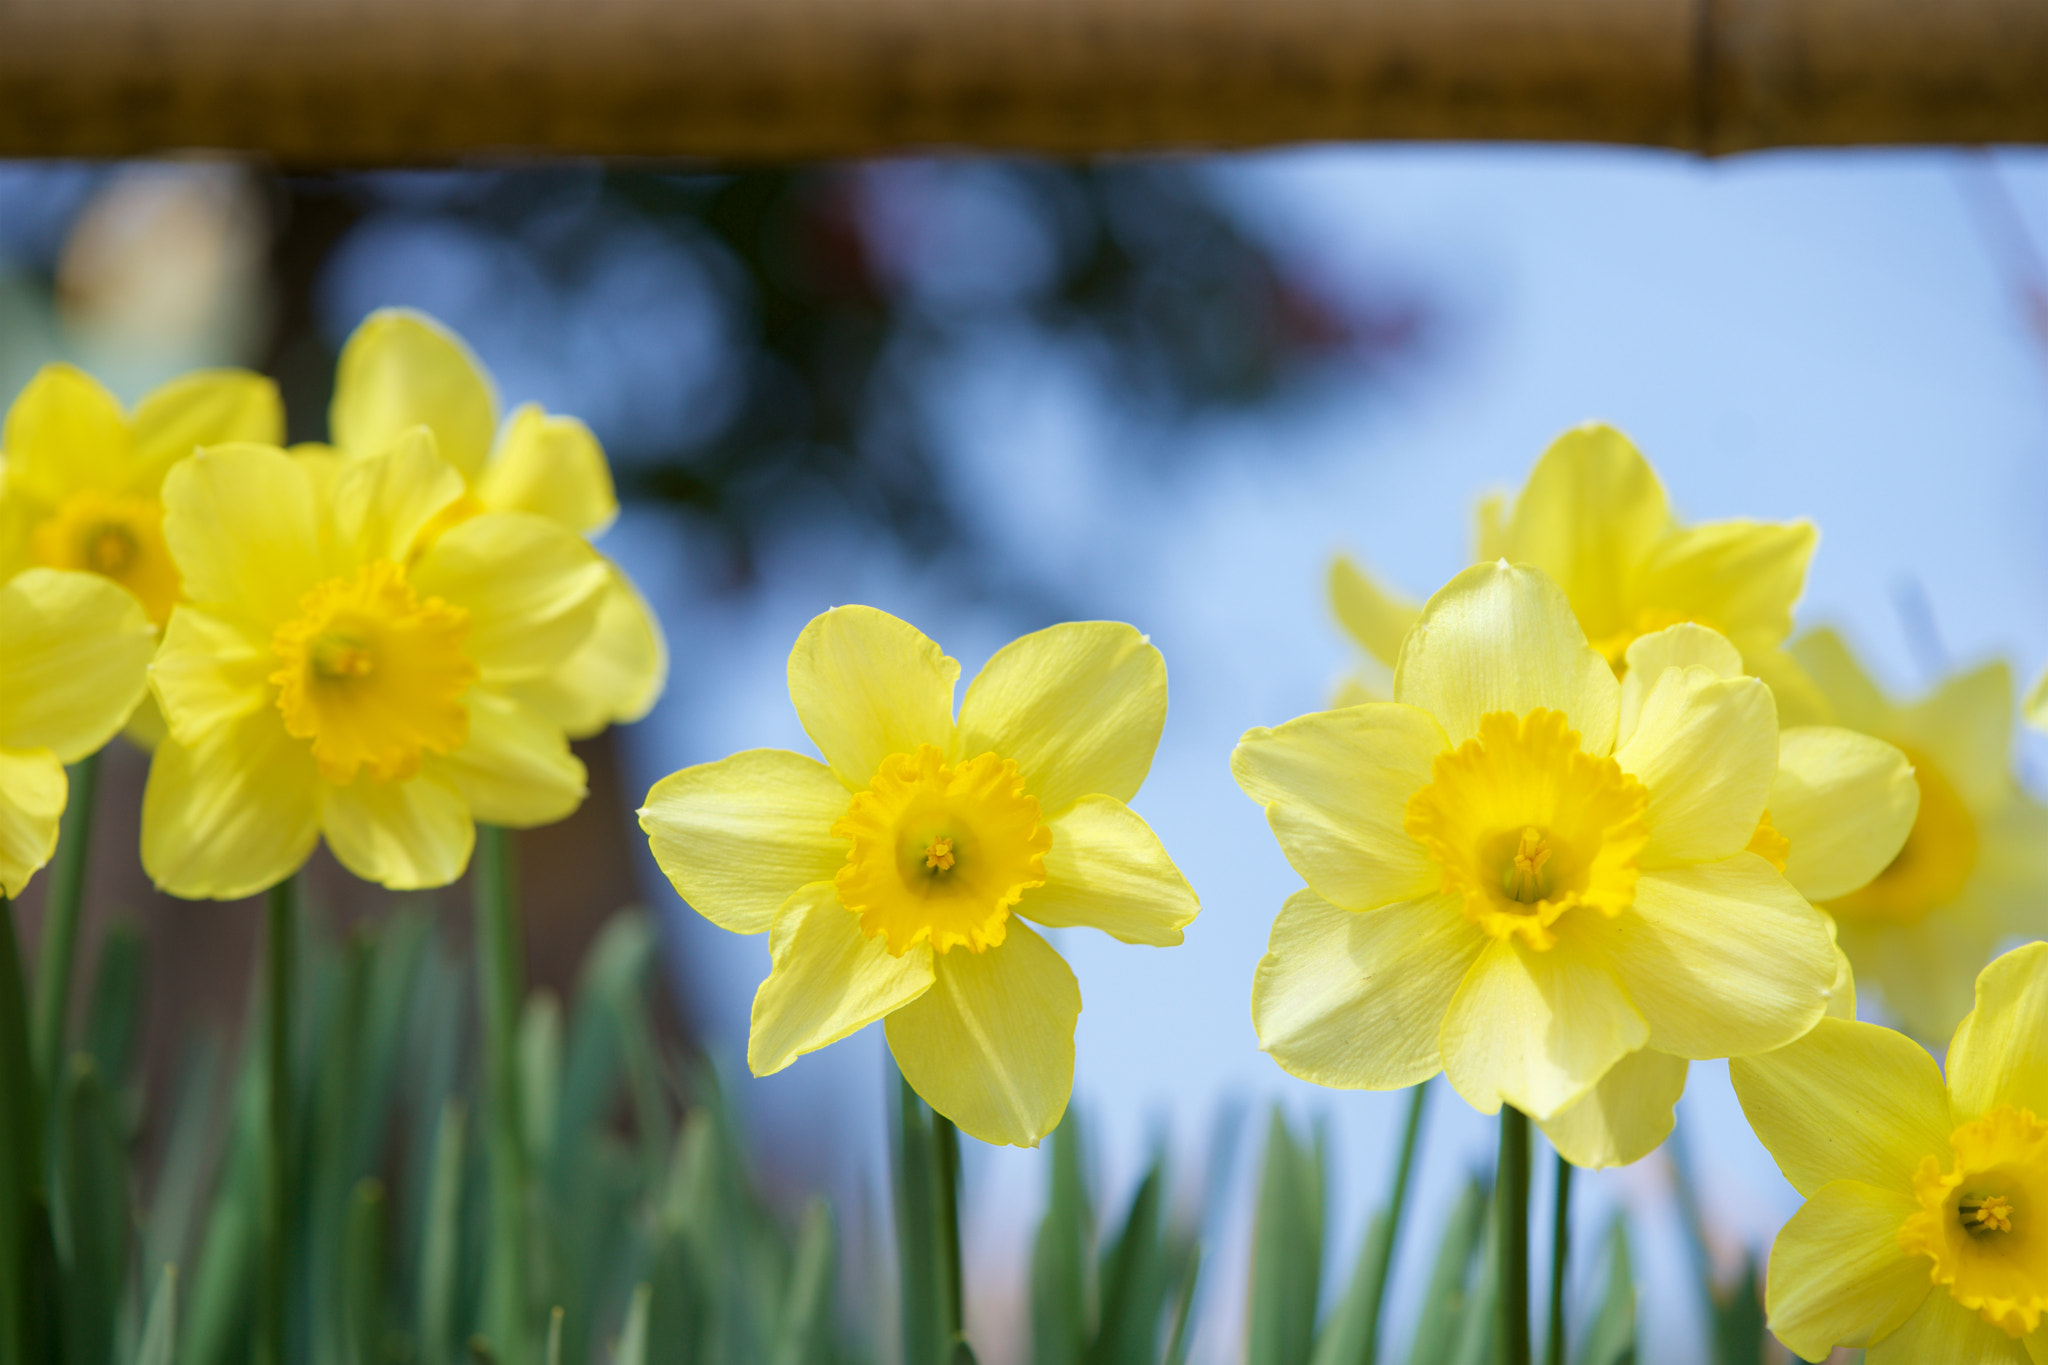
[1534,624,1919,1167]
[322,309,665,738]
[0,568,154,895]
[1791,629,2048,1045]
[1731,941,2048,1363]
[1236,563,1847,1135]
[141,436,610,899]
[639,606,1198,1148]
[1331,425,1823,721]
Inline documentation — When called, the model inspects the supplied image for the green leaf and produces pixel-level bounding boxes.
[517,993,564,1178]
[1571,1216,1634,1365]
[57,1053,131,1365]
[81,921,146,1094]
[344,1178,388,1365]
[1160,1241,1203,1365]
[1246,1108,1325,1365]
[182,1034,263,1365]
[1404,1178,1486,1365]
[1312,1086,1428,1365]
[143,1037,226,1296]
[611,1284,650,1365]
[419,1101,468,1365]
[135,1263,178,1365]
[1087,1157,1167,1365]
[894,1075,945,1365]
[1030,1107,1093,1365]
[0,896,50,1365]
[545,1309,564,1365]
[771,1200,836,1365]
[1445,1187,1498,1365]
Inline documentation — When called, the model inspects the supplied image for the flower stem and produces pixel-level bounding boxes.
[1546,1152,1572,1365]
[475,824,531,1365]
[931,1111,965,1346]
[1363,1083,1430,1364]
[1496,1106,1532,1365]
[258,877,296,1365]
[31,751,99,1093]
[0,894,43,1365]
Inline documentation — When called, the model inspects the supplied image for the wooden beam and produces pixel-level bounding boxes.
[1,0,2042,162]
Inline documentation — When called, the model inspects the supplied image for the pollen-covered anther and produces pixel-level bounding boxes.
[924,837,956,872]
[1505,827,1552,903]
[1961,1195,2014,1234]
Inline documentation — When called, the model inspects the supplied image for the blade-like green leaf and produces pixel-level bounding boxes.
[135,1263,178,1365]
[344,1179,388,1365]
[1088,1158,1167,1365]
[1445,1189,1498,1365]
[546,1309,564,1365]
[57,1053,131,1365]
[82,921,146,1094]
[143,1037,226,1296]
[1312,1086,1429,1365]
[1030,1107,1093,1365]
[772,1200,836,1365]
[612,1284,650,1365]
[420,1101,468,1365]
[1571,1216,1634,1365]
[1246,1109,1324,1365]
[1404,1178,1486,1365]
[1160,1241,1203,1365]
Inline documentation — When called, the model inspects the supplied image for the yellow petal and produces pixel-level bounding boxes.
[508,568,667,737]
[788,606,958,792]
[1896,661,2013,814]
[2027,1327,2047,1365]
[0,747,65,897]
[1438,935,1646,1120]
[141,714,322,900]
[128,369,283,489]
[327,427,467,567]
[639,749,852,936]
[1614,664,1777,868]
[749,883,935,1075]
[476,404,618,536]
[1633,517,1816,654]
[884,921,1079,1147]
[1751,647,1833,729]
[1727,1016,1951,1198]
[1394,561,1619,753]
[955,621,1164,817]
[322,771,473,890]
[410,512,609,683]
[149,607,270,747]
[430,690,586,828]
[331,309,497,482]
[1838,906,2002,1048]
[1022,795,1198,945]
[1616,622,1741,746]
[1827,942,1859,1020]
[1866,1292,2034,1365]
[1,363,129,505]
[1231,703,1445,911]
[1536,1047,1688,1169]
[1946,940,2048,1126]
[1251,888,1482,1092]
[2025,665,2048,734]
[1789,629,1897,734]
[1765,1179,1930,1361]
[1771,728,1920,902]
[1472,489,1509,562]
[122,693,167,752]
[159,444,324,628]
[1588,855,1835,1059]
[0,568,154,759]
[1498,424,1671,648]
[1329,555,1419,669]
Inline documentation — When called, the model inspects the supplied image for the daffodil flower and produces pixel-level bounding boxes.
[1330,425,1823,720]
[322,309,666,737]
[639,606,1199,1148]
[0,568,154,895]
[1731,941,2048,1363]
[1791,628,2048,1045]
[1236,562,1844,1129]
[140,435,611,899]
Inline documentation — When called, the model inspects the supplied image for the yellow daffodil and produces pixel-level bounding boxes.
[322,309,665,737]
[1532,624,1920,1167]
[0,362,281,626]
[1236,562,1845,1133]
[1730,941,2048,1363]
[140,435,611,899]
[1790,628,2048,1045]
[0,569,154,895]
[639,605,1199,1148]
[1331,425,1822,721]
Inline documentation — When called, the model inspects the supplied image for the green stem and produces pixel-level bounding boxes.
[931,1111,965,1346]
[0,896,42,1365]
[1361,1082,1429,1365]
[258,878,296,1365]
[1546,1153,1572,1365]
[31,751,99,1093]
[1496,1107,1532,1365]
[475,824,531,1365]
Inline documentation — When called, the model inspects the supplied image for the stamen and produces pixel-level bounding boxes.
[1506,827,1551,903]
[1959,1194,2014,1234]
[924,836,956,872]
[312,635,376,679]
[86,523,138,576]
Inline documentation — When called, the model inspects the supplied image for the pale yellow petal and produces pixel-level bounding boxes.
[476,404,618,536]
[1614,665,1777,868]
[1230,703,1445,911]
[1616,622,1741,746]
[128,369,283,489]
[1789,629,1898,734]
[326,427,466,568]
[1828,942,1859,1020]
[955,621,1164,816]
[1896,661,2014,814]
[1765,1179,1930,1361]
[1977,791,2048,935]
[1472,489,1509,562]
[0,363,129,504]
[1497,424,1671,647]
[884,921,1079,1147]
[749,883,934,1075]
[1252,889,1483,1092]
[1438,935,1646,1120]
[410,512,609,683]
[1395,561,1620,753]
[1946,940,2048,1125]
[2025,665,2048,734]
[0,747,65,897]
[2026,1327,2047,1365]
[430,690,586,828]
[330,309,497,481]
[1329,555,1419,669]
[1751,647,1834,729]
[141,713,322,900]
[1633,517,1816,655]
[1727,1016,1951,1198]
[639,749,852,936]
[506,568,666,737]
[1866,1292,2034,1365]
[1587,856,1835,1059]
[322,771,473,890]
[1838,908,2002,1048]
[148,607,270,747]
[1022,795,1197,945]
[1536,1047,1688,1169]
[0,568,154,759]
[1771,728,1919,902]
[159,443,324,627]
[788,606,959,791]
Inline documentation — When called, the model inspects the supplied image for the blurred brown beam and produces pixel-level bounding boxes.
[1,0,2044,162]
